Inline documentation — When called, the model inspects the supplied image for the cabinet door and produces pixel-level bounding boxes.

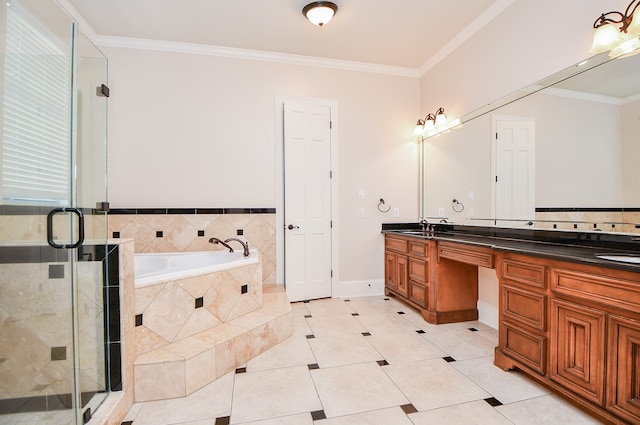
[550,299,606,406]
[396,255,408,297]
[385,251,408,297]
[385,251,396,291]
[607,315,640,424]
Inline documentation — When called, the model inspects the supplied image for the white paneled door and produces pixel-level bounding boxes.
[493,116,536,227]
[283,101,332,302]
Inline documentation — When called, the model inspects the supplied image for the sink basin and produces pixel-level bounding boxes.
[595,254,640,264]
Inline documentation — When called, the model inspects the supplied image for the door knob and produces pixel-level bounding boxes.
[287,224,299,230]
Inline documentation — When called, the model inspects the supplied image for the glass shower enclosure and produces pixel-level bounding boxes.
[0,1,113,424]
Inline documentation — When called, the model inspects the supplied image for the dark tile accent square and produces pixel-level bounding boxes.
[113,231,121,239]
[51,347,66,361]
[397,311,406,315]
[195,297,204,308]
[303,300,310,303]
[215,417,231,425]
[384,298,390,300]
[377,359,389,366]
[310,410,326,421]
[241,284,248,294]
[343,299,350,302]
[442,356,456,363]
[235,367,246,374]
[120,421,133,425]
[484,397,503,407]
[135,314,143,327]
[305,334,315,339]
[362,332,371,336]
[49,264,65,279]
[237,229,244,236]
[468,327,478,332]
[304,314,312,318]
[197,230,205,237]
[416,329,425,334]
[351,312,359,316]
[83,408,92,423]
[156,231,163,238]
[400,403,418,414]
[307,363,319,370]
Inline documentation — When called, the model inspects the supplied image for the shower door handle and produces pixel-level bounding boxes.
[47,207,85,249]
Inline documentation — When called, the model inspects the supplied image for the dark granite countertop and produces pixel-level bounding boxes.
[382,223,640,273]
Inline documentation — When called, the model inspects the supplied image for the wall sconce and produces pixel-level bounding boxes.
[414,107,461,139]
[590,0,640,57]
[303,2,338,27]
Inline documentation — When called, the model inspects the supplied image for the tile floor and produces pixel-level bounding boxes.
[120,295,604,425]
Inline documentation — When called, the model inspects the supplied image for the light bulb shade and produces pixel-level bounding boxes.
[434,112,447,127]
[414,124,425,136]
[590,23,623,53]
[303,2,338,27]
[626,6,640,36]
[609,35,640,57]
[424,119,436,131]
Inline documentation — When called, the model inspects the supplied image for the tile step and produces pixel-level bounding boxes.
[133,286,292,402]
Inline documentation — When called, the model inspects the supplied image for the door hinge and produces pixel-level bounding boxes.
[496,132,499,139]
[330,220,333,228]
[329,121,332,129]
[330,170,333,178]
[331,270,333,278]
[495,176,498,182]
[97,84,110,97]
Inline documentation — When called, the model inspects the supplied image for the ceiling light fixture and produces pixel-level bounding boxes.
[303,1,338,27]
[590,0,640,57]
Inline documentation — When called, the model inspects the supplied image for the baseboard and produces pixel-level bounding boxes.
[333,279,385,298]
[477,300,498,329]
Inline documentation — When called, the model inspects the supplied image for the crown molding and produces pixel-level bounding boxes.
[96,36,420,78]
[418,0,515,77]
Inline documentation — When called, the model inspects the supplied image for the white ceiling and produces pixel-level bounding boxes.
[65,0,508,71]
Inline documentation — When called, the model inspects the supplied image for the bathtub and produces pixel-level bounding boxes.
[134,249,259,287]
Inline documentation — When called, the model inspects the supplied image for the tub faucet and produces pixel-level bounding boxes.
[209,237,234,252]
[224,237,250,257]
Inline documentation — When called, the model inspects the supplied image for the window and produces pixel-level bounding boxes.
[2,2,71,205]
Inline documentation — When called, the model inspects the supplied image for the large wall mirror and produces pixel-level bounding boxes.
[421,51,640,234]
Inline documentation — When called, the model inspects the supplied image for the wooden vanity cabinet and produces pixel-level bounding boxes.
[496,253,548,375]
[384,235,428,310]
[496,254,640,424]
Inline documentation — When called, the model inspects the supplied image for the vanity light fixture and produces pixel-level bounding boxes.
[303,2,338,27]
[590,0,640,57]
[414,107,461,139]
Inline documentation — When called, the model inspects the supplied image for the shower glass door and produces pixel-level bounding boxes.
[0,1,110,424]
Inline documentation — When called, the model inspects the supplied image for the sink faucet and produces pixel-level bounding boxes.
[225,238,250,257]
[209,237,234,252]
[419,218,429,233]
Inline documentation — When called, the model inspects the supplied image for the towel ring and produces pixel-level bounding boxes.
[378,198,391,213]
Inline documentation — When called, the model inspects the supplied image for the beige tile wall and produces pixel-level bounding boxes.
[108,213,276,284]
[534,211,640,233]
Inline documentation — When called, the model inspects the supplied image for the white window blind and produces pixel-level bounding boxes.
[2,3,71,205]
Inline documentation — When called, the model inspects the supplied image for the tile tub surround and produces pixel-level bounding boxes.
[108,209,276,284]
[133,253,292,403]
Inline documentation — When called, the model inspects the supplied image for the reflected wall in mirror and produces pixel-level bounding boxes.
[421,51,640,234]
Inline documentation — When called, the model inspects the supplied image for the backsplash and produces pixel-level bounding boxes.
[108,209,276,284]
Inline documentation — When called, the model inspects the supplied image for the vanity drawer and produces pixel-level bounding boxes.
[438,242,494,268]
[500,321,546,375]
[408,258,428,283]
[550,267,640,312]
[409,241,429,258]
[385,237,408,254]
[501,258,546,290]
[502,285,546,331]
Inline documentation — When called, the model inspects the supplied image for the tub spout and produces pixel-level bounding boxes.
[209,237,234,252]
[224,238,250,257]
